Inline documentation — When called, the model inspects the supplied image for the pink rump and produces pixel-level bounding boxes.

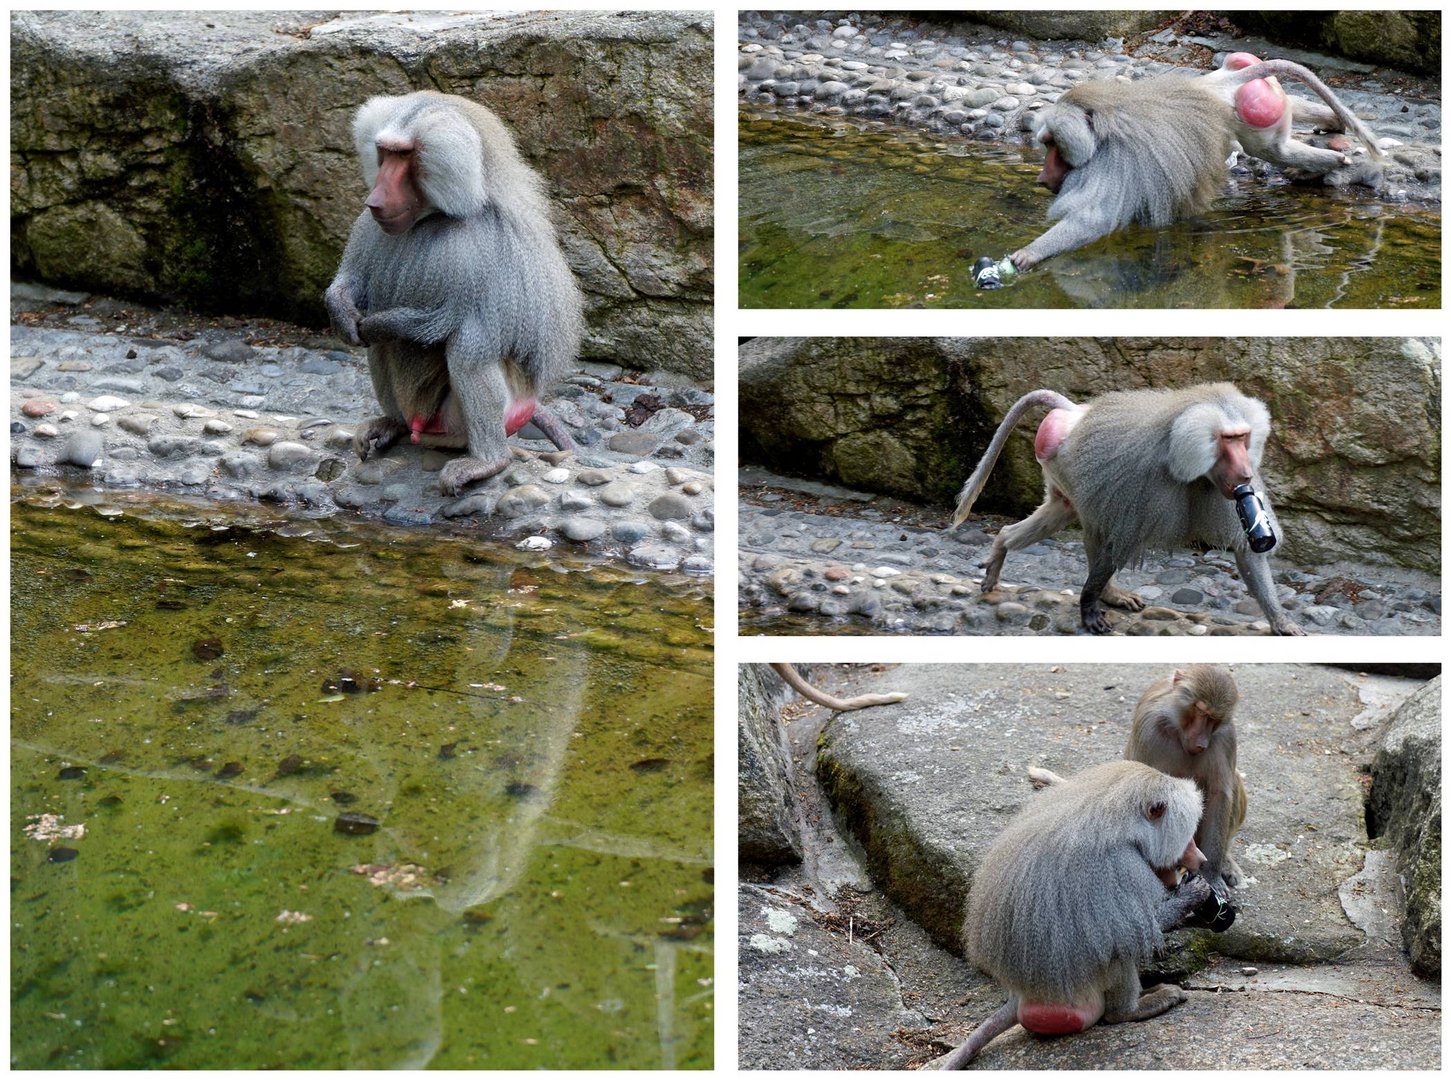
[1034,408,1075,463]
[503,397,537,436]
[1018,1001,1095,1036]
[1235,77,1285,129]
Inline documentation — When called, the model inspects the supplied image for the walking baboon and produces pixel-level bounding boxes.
[948,384,1303,636]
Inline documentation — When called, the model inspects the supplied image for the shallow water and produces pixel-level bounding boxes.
[739,107,1442,309]
[10,489,713,1069]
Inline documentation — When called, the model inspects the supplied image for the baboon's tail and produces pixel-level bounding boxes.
[948,389,1077,530]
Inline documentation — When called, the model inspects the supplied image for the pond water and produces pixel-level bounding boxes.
[10,488,713,1069]
[739,107,1442,309]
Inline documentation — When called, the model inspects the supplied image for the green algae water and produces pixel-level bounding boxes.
[739,107,1442,309]
[10,489,713,1069]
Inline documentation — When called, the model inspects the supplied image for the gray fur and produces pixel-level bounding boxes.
[1012,76,1231,270]
[1126,666,1248,899]
[944,761,1210,1068]
[325,91,583,495]
[947,383,1303,636]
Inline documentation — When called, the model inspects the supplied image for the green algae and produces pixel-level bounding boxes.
[739,107,1442,309]
[10,490,713,1069]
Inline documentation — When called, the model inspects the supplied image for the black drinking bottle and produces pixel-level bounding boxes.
[1232,483,1276,553]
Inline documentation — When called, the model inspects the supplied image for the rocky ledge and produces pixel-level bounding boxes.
[10,285,714,575]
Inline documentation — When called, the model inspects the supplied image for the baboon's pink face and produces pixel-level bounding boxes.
[367,142,427,235]
[1209,428,1255,498]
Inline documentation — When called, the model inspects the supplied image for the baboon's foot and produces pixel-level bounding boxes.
[1271,616,1307,636]
[1104,984,1185,1024]
[438,453,511,496]
[1102,581,1146,612]
[1081,602,1115,635]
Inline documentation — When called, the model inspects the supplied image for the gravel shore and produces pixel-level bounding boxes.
[10,284,715,575]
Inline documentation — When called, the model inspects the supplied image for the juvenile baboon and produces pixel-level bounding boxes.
[947,384,1303,636]
[768,663,909,711]
[1126,666,1247,898]
[1012,58,1382,270]
[325,91,584,495]
[937,761,1212,1069]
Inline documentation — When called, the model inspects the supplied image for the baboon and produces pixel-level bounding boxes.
[937,761,1211,1069]
[325,91,583,495]
[948,384,1303,636]
[1127,666,1247,898]
[1012,58,1382,270]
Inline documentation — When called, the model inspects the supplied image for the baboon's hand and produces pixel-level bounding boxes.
[325,289,366,347]
[354,416,406,461]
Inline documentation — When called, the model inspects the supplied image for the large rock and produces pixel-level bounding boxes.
[738,336,1441,573]
[739,665,803,866]
[10,11,712,376]
[1367,676,1442,978]
[738,337,967,504]
[738,884,928,1069]
[1236,11,1440,74]
[967,11,1171,41]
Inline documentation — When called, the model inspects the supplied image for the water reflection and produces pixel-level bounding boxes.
[739,107,1441,308]
[11,489,713,1069]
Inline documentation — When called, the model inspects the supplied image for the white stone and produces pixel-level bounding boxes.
[88,395,129,412]
[515,535,552,551]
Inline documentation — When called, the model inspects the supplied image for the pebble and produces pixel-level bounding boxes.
[60,430,104,467]
[562,517,607,542]
[648,493,692,520]
[118,414,157,436]
[599,482,638,507]
[628,542,683,570]
[497,484,549,517]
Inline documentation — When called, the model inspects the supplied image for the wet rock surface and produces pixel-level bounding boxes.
[739,663,1442,1069]
[738,470,1441,636]
[738,11,1442,200]
[10,286,714,574]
